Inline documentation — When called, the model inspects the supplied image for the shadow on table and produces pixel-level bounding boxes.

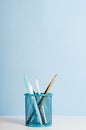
[2,117,25,126]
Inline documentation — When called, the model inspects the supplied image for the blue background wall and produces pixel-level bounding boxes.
[0,0,86,115]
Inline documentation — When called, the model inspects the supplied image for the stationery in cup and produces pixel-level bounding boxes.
[24,74,57,127]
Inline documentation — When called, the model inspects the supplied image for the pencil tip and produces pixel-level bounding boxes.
[55,74,57,77]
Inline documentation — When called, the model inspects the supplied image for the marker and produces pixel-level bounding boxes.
[24,76,42,125]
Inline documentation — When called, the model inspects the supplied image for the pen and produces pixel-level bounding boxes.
[36,79,47,124]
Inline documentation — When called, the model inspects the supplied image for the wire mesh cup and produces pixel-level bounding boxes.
[24,93,52,127]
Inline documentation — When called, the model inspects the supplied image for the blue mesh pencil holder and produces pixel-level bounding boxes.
[24,93,52,127]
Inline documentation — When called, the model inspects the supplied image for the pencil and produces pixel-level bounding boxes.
[39,74,57,107]
[44,74,57,94]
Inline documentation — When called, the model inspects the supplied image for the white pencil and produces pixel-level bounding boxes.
[24,76,42,125]
[36,79,47,124]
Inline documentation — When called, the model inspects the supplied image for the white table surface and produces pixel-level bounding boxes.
[0,116,86,130]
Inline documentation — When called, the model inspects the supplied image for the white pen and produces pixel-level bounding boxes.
[36,79,47,124]
[24,76,42,125]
